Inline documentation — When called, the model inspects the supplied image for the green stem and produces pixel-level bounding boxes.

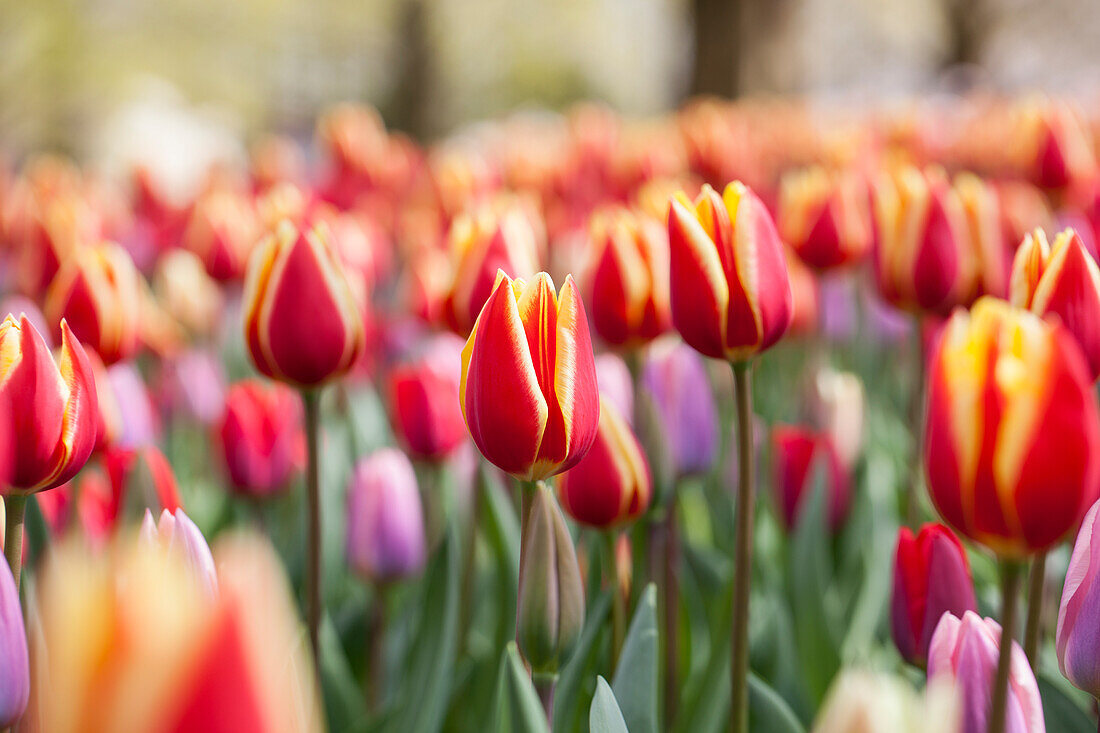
[1023,552,1047,673]
[302,389,323,681]
[663,500,681,729]
[730,362,755,733]
[906,316,924,527]
[534,673,557,727]
[605,530,625,671]
[458,462,485,656]
[989,561,1023,733]
[4,495,26,591]
[516,479,538,653]
[366,585,387,712]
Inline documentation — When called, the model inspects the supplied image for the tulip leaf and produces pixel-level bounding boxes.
[1038,674,1094,733]
[319,613,368,731]
[589,676,629,733]
[481,466,521,648]
[747,673,805,733]
[493,643,551,733]
[552,589,611,733]
[611,583,659,733]
[382,527,460,733]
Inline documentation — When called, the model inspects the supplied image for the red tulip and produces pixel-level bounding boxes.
[183,187,260,282]
[955,173,1007,301]
[667,182,793,362]
[777,167,871,270]
[770,425,851,533]
[387,335,467,461]
[1022,101,1096,191]
[925,297,1100,557]
[243,219,365,387]
[460,271,599,481]
[218,380,304,497]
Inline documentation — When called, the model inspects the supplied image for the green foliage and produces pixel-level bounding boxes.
[611,583,659,733]
[589,677,629,733]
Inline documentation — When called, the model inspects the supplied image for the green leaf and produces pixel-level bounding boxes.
[319,613,368,731]
[589,676,629,733]
[552,590,611,733]
[1038,674,1095,733]
[482,467,521,647]
[493,643,551,733]
[748,673,805,733]
[674,574,733,733]
[611,583,659,733]
[382,527,460,733]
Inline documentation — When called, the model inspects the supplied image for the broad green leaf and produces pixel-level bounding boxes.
[481,466,521,649]
[553,590,611,733]
[1038,674,1094,733]
[748,673,805,733]
[493,643,551,733]
[611,583,659,733]
[589,676,629,733]
[675,573,733,733]
[319,613,367,731]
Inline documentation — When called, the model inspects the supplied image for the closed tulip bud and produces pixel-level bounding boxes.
[593,353,633,426]
[585,207,670,347]
[16,193,100,297]
[517,482,585,674]
[443,203,540,336]
[105,445,182,520]
[85,350,121,453]
[153,249,224,340]
[777,167,871,270]
[1056,499,1100,698]
[387,335,467,461]
[785,245,820,336]
[182,187,259,281]
[0,315,98,493]
[244,219,365,387]
[0,558,27,728]
[346,448,426,584]
[460,271,599,481]
[873,167,970,313]
[641,337,718,478]
[955,173,1007,301]
[928,611,1044,733]
[558,397,652,529]
[925,297,1100,557]
[218,379,303,497]
[1021,101,1095,191]
[141,508,218,597]
[771,425,852,533]
[813,670,959,733]
[44,241,141,365]
[891,524,977,667]
[1010,229,1100,381]
[667,182,793,361]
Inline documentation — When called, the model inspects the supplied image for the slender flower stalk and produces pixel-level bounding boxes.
[730,361,755,733]
[989,561,1024,733]
[605,530,625,669]
[663,500,680,727]
[2,497,25,590]
[534,674,556,727]
[1023,552,1047,672]
[367,586,387,711]
[302,388,322,677]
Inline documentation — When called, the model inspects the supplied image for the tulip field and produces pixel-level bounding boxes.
[5,96,1100,733]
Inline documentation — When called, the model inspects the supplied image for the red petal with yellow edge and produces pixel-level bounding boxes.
[462,275,548,478]
[913,188,961,311]
[243,235,280,380]
[548,275,599,478]
[732,188,792,357]
[668,199,728,359]
[43,321,99,491]
[1008,230,1049,309]
[799,198,844,269]
[589,232,637,346]
[923,321,972,541]
[1031,231,1100,380]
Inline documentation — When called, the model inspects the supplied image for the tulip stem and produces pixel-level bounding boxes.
[1023,552,1047,672]
[906,316,924,527]
[730,361,755,733]
[534,673,556,727]
[663,500,680,728]
[604,530,625,670]
[990,560,1023,733]
[516,480,538,659]
[459,462,485,657]
[301,388,323,682]
[367,584,387,712]
[3,495,26,591]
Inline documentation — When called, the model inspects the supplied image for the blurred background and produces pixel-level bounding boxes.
[2,0,1100,162]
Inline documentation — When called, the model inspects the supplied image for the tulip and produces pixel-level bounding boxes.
[558,397,651,529]
[86,350,122,453]
[784,245,820,336]
[105,362,160,448]
[584,207,670,347]
[593,353,633,427]
[156,348,227,426]
[387,335,467,461]
[217,379,303,498]
[0,557,27,728]
[927,611,1045,733]
[459,270,599,482]
[777,166,871,270]
[442,203,541,336]
[1010,228,1100,381]
[182,187,260,282]
[891,524,978,667]
[924,297,1100,557]
[141,507,218,597]
[955,173,1007,301]
[152,249,225,340]
[814,670,959,733]
[1021,101,1095,191]
[243,218,365,387]
[806,367,864,471]
[14,192,100,297]
[517,482,585,675]
[770,425,852,533]
[666,182,793,361]
[44,241,141,365]
[1056,499,1100,698]
[104,445,182,520]
[345,448,427,584]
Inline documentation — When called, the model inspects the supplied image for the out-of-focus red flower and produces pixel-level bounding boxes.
[387,334,466,462]
[770,425,851,533]
[784,245,820,336]
[218,380,304,498]
[183,187,260,282]
[1020,100,1096,191]
[14,193,101,298]
[955,173,1007,301]
[153,249,225,341]
[778,167,871,270]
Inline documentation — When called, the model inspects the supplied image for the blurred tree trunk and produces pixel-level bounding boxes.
[386,0,431,140]
[689,0,742,98]
[944,0,984,68]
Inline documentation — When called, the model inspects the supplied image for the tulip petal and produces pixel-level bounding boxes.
[668,197,729,359]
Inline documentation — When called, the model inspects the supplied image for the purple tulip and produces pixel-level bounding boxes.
[641,337,718,478]
[346,448,426,584]
[1057,499,1100,698]
[928,611,1045,733]
[141,508,218,597]
[0,556,28,727]
[594,353,633,426]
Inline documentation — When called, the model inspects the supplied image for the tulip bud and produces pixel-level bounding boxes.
[770,425,851,533]
[153,249,225,340]
[15,193,100,297]
[387,334,467,461]
[141,508,218,597]
[217,379,303,497]
[182,187,259,281]
[777,167,871,270]
[0,315,98,493]
[584,207,670,347]
[105,445,182,519]
[814,670,959,733]
[85,350,122,454]
[558,397,651,529]
[44,241,141,365]
[806,367,864,470]
[0,557,28,728]
[346,448,426,584]
[443,203,541,336]
[927,611,1044,733]
[955,173,1007,301]
[593,353,634,426]
[641,337,718,478]
[925,297,1100,557]
[891,524,977,667]
[517,483,585,674]
[1010,228,1100,381]
[1021,101,1096,191]
[667,182,793,361]
[784,245,820,336]
[243,219,365,387]
[1056,499,1100,698]
[460,271,599,481]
